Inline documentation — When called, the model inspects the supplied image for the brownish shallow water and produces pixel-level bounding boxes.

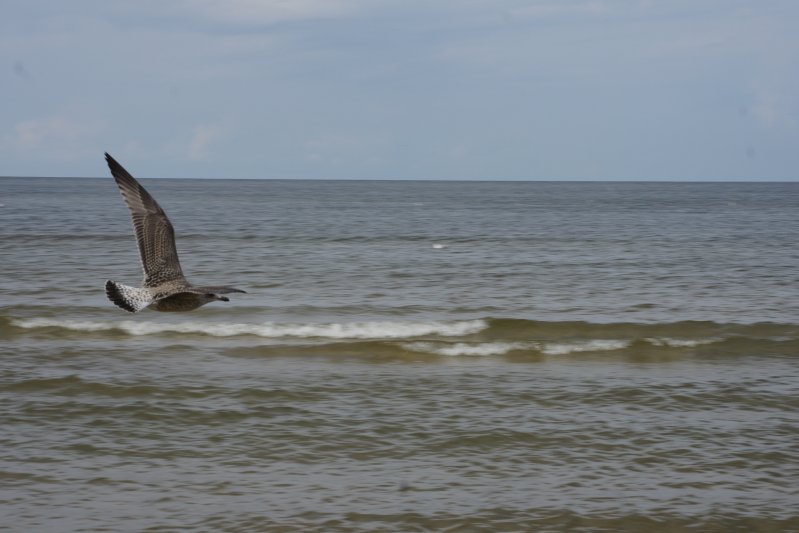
[2,179,798,531]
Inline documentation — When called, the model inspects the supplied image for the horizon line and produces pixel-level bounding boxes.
[1,175,797,183]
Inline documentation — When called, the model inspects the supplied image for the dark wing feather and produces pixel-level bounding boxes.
[186,286,247,295]
[106,153,186,287]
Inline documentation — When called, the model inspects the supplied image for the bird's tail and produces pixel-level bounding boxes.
[105,280,153,313]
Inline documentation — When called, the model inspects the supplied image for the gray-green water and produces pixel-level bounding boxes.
[2,178,798,531]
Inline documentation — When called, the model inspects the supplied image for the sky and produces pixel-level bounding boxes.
[2,0,798,180]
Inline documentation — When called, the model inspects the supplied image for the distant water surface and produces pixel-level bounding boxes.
[1,178,798,532]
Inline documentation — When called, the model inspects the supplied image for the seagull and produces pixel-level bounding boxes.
[104,153,246,312]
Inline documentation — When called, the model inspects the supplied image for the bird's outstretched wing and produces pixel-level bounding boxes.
[106,153,186,287]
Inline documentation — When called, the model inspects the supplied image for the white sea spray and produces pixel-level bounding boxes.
[402,341,529,357]
[539,339,630,356]
[645,337,721,348]
[11,318,488,340]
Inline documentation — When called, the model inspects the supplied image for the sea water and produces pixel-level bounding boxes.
[1,178,798,531]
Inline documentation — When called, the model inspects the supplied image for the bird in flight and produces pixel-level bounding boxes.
[104,153,246,312]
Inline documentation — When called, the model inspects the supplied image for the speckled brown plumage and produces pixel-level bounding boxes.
[104,153,245,312]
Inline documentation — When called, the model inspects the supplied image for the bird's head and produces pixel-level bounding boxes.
[203,287,246,303]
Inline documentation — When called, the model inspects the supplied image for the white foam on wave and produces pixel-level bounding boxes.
[539,339,630,355]
[403,341,528,357]
[645,337,720,348]
[404,339,637,357]
[12,318,487,340]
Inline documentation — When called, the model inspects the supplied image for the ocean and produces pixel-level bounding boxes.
[1,177,798,532]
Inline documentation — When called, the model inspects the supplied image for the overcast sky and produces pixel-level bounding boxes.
[2,0,798,180]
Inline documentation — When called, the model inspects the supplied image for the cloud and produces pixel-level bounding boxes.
[2,0,798,179]
[187,123,229,160]
[2,115,103,159]
[179,0,370,25]
[507,1,610,20]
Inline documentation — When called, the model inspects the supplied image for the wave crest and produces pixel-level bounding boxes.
[7,316,799,359]
[10,318,488,340]
[403,341,529,357]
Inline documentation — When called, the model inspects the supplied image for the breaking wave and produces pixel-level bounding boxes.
[8,317,487,340]
[402,341,530,357]
[5,315,798,359]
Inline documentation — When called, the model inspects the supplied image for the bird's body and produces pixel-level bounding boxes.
[104,153,245,312]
